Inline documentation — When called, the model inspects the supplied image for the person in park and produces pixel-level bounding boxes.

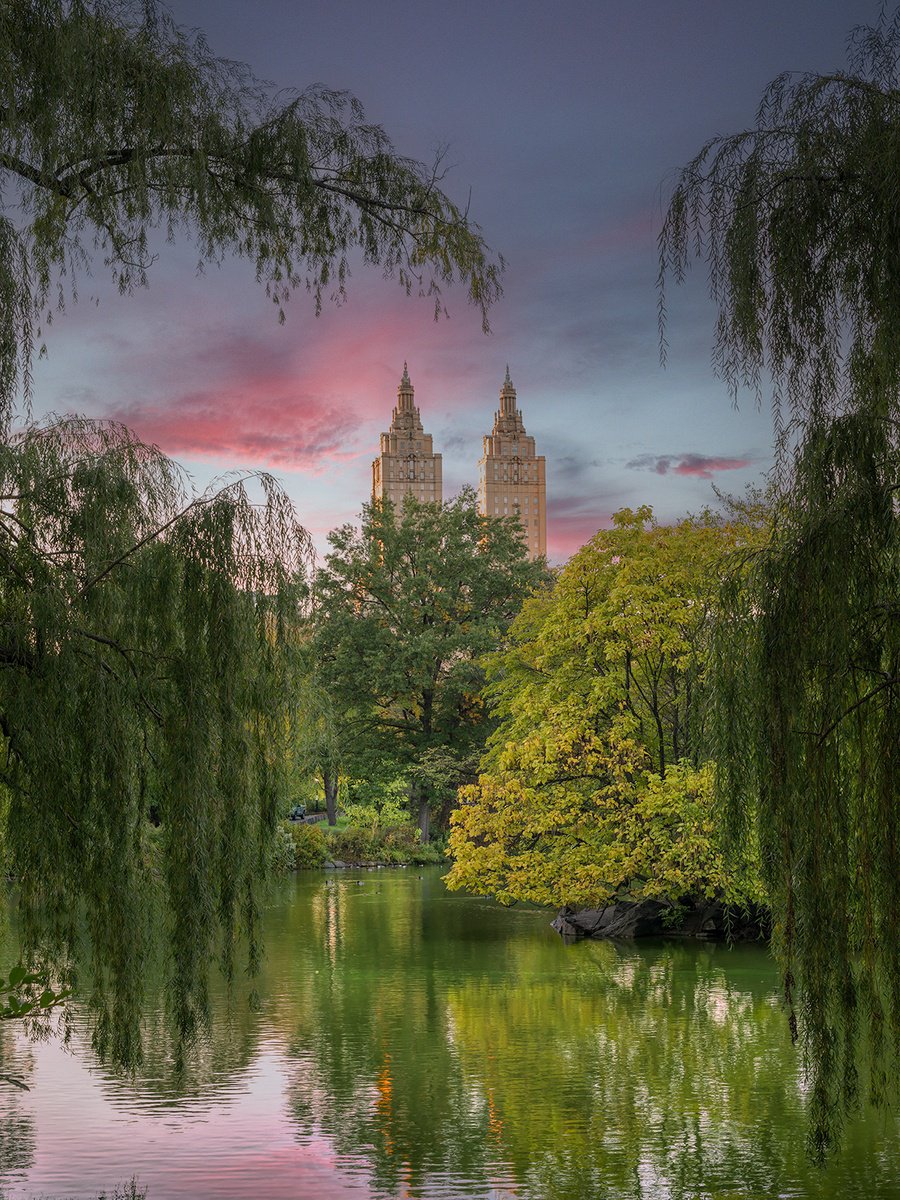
[659,9,900,1157]
[0,0,501,1063]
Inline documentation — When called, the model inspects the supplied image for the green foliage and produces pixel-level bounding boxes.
[0,964,71,1022]
[484,504,767,776]
[288,822,329,870]
[343,773,409,814]
[0,783,9,874]
[342,794,409,834]
[326,826,377,864]
[409,842,443,866]
[660,10,900,1155]
[270,824,298,875]
[323,819,435,865]
[312,490,548,838]
[0,416,306,1067]
[0,0,502,427]
[446,507,767,910]
[0,962,71,1089]
[380,822,424,853]
[448,736,762,911]
[292,653,343,822]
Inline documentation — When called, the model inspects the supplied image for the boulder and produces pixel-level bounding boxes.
[550,911,584,938]
[552,898,768,942]
[600,900,670,938]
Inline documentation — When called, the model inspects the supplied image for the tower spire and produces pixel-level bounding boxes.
[374,362,442,508]
[397,361,415,412]
[479,369,546,561]
[499,363,517,416]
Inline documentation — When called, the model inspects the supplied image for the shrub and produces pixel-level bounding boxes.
[410,843,443,865]
[323,821,442,865]
[380,823,421,852]
[98,1182,147,1200]
[326,825,377,863]
[289,822,329,869]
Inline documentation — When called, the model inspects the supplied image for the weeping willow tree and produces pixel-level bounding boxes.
[0,0,502,424]
[1,417,312,1065]
[659,11,900,1158]
[0,0,503,1065]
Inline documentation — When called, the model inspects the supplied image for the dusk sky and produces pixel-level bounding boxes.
[31,0,880,560]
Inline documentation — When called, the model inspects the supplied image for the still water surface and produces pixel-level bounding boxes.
[1,869,898,1200]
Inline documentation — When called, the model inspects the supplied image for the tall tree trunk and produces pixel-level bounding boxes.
[418,688,434,843]
[651,677,666,777]
[671,668,680,762]
[323,768,338,826]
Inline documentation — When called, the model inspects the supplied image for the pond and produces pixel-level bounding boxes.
[1,868,898,1199]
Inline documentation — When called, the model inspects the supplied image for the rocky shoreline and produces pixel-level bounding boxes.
[552,898,769,942]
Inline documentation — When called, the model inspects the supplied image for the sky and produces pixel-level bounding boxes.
[29,0,883,561]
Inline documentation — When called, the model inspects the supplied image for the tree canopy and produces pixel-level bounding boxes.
[0,0,503,424]
[311,491,547,840]
[446,506,767,910]
[659,10,900,1155]
[1,417,307,1066]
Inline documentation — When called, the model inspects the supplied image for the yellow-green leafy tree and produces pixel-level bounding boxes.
[447,504,768,911]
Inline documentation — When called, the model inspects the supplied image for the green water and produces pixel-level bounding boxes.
[0,868,897,1199]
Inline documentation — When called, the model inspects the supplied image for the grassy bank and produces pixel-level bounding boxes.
[272,821,444,872]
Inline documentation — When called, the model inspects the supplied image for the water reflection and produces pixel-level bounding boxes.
[1,871,898,1199]
[0,925,36,1186]
[0,1032,34,1181]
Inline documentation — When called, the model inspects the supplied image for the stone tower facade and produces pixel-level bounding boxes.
[372,363,443,508]
[478,367,546,560]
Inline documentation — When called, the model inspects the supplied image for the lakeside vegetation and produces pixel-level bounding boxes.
[271,816,445,871]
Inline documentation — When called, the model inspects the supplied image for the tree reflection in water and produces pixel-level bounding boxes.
[0,921,37,1188]
[269,873,898,1199]
[0,871,898,1199]
[0,1033,35,1184]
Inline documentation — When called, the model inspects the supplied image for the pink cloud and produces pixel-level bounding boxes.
[673,454,753,478]
[109,386,360,472]
[98,313,440,472]
[627,453,752,480]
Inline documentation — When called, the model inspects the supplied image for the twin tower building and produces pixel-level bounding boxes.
[371,363,547,560]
